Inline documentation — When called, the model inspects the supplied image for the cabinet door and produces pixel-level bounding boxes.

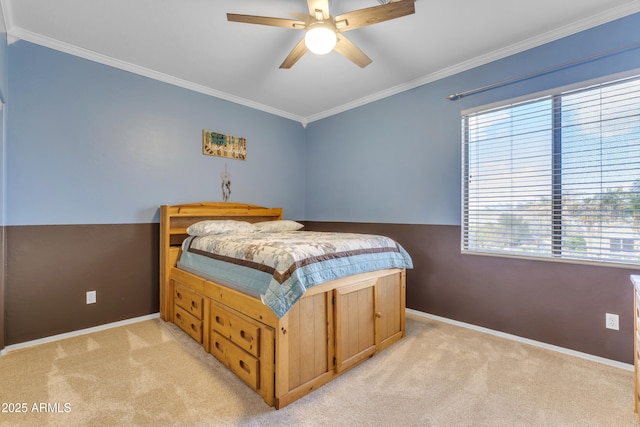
[375,271,405,351]
[334,278,377,373]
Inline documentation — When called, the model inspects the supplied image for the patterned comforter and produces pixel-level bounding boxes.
[178,231,413,318]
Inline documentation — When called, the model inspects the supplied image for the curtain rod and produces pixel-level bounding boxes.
[445,42,640,101]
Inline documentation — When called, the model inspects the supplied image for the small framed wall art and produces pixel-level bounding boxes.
[202,130,247,160]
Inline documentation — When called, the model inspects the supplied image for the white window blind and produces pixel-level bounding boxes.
[462,74,640,265]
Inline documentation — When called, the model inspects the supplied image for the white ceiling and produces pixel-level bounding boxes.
[2,0,640,125]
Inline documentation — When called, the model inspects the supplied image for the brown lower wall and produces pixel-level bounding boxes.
[5,223,158,345]
[302,221,640,364]
[3,221,639,364]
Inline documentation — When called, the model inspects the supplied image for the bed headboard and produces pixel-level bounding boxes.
[159,202,283,320]
[161,202,283,246]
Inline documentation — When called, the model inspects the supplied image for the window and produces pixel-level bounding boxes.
[610,238,635,253]
[462,74,640,266]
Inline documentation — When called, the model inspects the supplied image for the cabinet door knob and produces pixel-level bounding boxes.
[375,312,382,318]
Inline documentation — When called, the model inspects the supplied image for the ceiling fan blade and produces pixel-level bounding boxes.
[279,37,308,69]
[289,12,312,23]
[227,13,306,30]
[307,0,330,20]
[334,33,372,68]
[334,0,415,32]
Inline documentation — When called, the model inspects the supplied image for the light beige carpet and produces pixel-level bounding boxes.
[0,313,638,427]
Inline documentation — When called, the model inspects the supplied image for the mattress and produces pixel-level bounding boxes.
[177,231,413,317]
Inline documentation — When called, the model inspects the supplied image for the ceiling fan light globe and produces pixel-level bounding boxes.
[305,26,337,55]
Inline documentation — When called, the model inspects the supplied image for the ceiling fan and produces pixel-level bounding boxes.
[227,0,416,69]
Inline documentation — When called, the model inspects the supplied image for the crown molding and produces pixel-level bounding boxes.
[5,2,640,126]
[7,27,307,125]
[305,2,640,123]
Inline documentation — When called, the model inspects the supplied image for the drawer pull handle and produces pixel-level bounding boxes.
[239,360,251,374]
[191,323,197,332]
[191,301,198,309]
[240,330,252,342]
[215,316,224,326]
[176,292,182,300]
[176,312,182,321]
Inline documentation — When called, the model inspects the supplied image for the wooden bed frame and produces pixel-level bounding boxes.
[159,202,407,409]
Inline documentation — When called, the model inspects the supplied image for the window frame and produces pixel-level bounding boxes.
[460,69,640,268]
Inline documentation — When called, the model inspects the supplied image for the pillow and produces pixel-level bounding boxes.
[186,220,255,236]
[253,220,304,233]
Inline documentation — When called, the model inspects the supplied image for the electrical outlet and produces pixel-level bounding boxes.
[86,290,97,304]
[605,313,619,330]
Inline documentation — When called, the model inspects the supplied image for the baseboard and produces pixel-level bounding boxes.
[2,309,633,372]
[407,308,634,372]
[0,313,161,356]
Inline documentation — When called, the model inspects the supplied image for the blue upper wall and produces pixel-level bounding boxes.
[1,32,7,228]
[6,41,306,225]
[4,13,640,226]
[306,13,640,225]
